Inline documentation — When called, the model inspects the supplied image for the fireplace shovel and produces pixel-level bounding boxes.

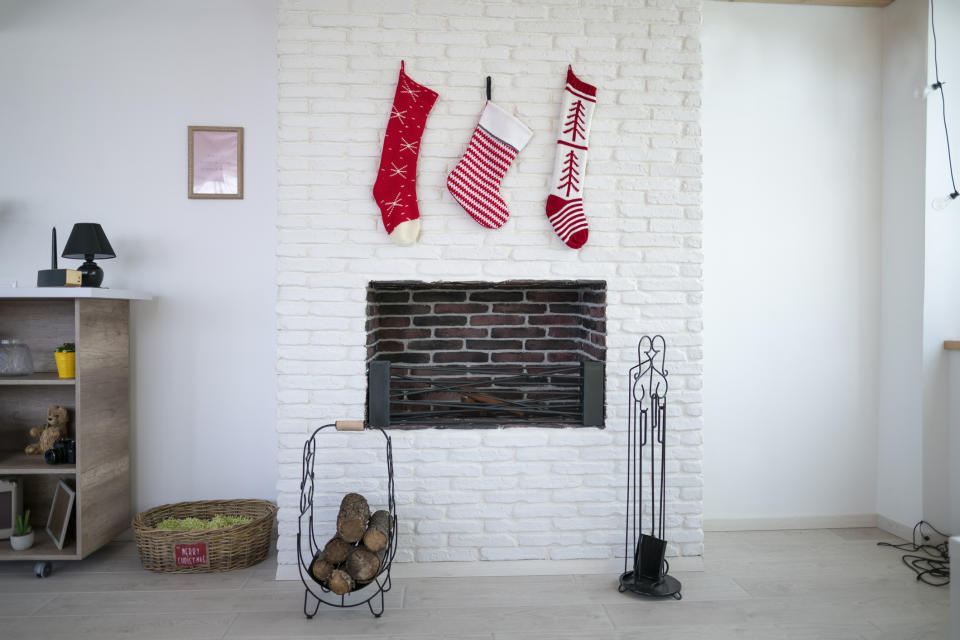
[635,532,667,581]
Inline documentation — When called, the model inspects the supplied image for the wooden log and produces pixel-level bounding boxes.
[346,546,386,584]
[337,493,371,543]
[309,551,334,584]
[323,536,354,564]
[363,509,392,552]
[461,389,527,417]
[327,568,355,595]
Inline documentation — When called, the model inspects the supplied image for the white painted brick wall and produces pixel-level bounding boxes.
[276,0,703,572]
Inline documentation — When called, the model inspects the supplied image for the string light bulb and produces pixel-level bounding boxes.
[932,192,959,210]
[917,81,944,99]
[928,0,958,213]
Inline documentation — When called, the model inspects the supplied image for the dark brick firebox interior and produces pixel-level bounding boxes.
[365,280,606,365]
[364,281,607,429]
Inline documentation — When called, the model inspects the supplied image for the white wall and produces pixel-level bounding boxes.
[923,0,960,534]
[702,2,883,524]
[0,0,278,511]
[952,537,960,639]
[275,0,704,572]
[949,358,960,534]
[875,0,928,534]
[4,0,947,555]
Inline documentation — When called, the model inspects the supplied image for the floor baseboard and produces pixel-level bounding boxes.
[276,513,898,582]
[275,555,704,581]
[876,514,917,541]
[704,513,878,532]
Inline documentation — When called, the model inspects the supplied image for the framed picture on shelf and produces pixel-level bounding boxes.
[46,480,75,550]
[187,125,244,199]
[0,478,23,539]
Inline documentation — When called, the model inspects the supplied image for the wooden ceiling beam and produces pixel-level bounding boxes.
[719,0,894,7]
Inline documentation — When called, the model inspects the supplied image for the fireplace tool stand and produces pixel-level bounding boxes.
[298,422,397,618]
[619,335,682,600]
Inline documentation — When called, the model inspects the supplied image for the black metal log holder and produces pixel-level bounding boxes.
[298,422,397,618]
[619,335,682,600]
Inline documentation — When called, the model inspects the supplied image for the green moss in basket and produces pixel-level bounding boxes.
[154,515,253,531]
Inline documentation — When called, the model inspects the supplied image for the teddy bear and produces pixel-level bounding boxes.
[24,405,69,455]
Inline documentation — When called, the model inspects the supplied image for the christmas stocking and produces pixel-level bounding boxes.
[447,101,533,229]
[546,66,597,249]
[372,61,439,246]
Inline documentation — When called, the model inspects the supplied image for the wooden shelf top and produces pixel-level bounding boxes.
[944,341,960,351]
[0,372,75,386]
[0,451,76,475]
[0,534,78,561]
[0,287,151,301]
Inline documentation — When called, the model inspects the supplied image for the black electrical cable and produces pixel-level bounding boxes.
[930,0,959,199]
[877,520,950,587]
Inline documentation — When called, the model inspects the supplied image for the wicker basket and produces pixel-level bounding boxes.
[133,499,277,573]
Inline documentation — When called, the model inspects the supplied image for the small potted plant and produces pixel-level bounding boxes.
[54,342,75,379]
[10,510,34,551]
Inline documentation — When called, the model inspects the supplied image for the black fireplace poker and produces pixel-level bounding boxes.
[619,335,682,600]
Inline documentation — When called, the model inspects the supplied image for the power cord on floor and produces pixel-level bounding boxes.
[877,520,950,586]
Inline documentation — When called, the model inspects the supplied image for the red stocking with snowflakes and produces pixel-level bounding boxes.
[546,66,597,249]
[372,61,438,246]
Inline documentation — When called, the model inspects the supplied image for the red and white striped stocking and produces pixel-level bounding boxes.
[372,61,438,246]
[446,101,532,229]
[546,66,597,249]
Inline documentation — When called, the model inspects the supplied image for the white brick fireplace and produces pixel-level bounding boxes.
[275,0,703,576]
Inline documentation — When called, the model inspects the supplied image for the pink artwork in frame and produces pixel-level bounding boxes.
[188,126,244,199]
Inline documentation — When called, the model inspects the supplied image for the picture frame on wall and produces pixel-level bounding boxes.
[187,125,244,199]
[46,479,75,550]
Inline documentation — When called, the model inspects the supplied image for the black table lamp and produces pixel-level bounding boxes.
[62,223,116,287]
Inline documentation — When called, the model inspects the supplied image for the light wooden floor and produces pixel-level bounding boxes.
[0,528,948,639]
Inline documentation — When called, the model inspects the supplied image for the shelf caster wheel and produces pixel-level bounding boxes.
[34,562,52,578]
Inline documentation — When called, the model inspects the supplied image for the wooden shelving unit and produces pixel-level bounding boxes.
[0,288,149,570]
[0,534,78,561]
[0,451,76,475]
[0,372,75,386]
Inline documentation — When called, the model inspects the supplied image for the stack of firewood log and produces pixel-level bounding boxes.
[309,493,391,594]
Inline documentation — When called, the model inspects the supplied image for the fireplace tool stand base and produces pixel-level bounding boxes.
[618,571,682,600]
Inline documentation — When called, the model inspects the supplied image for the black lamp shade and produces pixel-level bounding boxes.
[61,223,116,260]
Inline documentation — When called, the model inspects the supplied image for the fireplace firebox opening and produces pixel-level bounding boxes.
[365,280,606,429]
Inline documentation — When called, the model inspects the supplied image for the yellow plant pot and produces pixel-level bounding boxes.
[54,352,75,379]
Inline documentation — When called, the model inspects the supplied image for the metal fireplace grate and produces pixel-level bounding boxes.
[366,361,604,428]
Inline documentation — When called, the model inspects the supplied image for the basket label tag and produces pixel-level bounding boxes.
[175,542,209,567]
